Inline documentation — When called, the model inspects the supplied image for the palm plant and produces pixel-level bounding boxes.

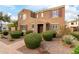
[12,20,18,30]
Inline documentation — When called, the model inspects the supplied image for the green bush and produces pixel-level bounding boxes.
[24,33,42,49]
[52,31,57,38]
[26,30,33,34]
[20,32,24,36]
[71,32,79,41]
[43,31,54,41]
[3,31,8,36]
[74,46,79,54]
[62,35,77,45]
[10,31,21,39]
[0,30,2,34]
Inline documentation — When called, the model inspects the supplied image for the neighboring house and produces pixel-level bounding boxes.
[66,19,79,31]
[0,20,9,31]
[18,5,65,33]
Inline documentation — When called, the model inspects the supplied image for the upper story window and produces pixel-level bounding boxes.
[37,14,38,18]
[52,10,59,17]
[19,14,22,19]
[41,13,44,17]
[23,14,26,20]
[31,12,36,18]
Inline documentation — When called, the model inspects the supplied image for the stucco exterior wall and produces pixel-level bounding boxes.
[18,6,65,33]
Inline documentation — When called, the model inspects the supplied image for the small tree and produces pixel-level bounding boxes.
[0,12,11,31]
[11,20,18,30]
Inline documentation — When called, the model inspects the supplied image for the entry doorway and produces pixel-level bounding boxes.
[38,24,43,33]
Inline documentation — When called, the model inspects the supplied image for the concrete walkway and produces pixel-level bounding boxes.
[9,40,25,49]
[0,39,24,54]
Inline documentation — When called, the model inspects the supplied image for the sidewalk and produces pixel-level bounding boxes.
[0,40,23,54]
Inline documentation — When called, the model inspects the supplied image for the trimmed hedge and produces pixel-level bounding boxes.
[10,31,21,39]
[43,30,56,41]
[71,32,79,41]
[20,32,24,36]
[26,30,33,34]
[74,46,79,54]
[52,31,57,38]
[3,31,8,36]
[24,33,42,49]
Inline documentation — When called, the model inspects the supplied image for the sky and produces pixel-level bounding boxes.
[0,5,79,21]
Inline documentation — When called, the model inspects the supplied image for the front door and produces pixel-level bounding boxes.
[38,24,43,33]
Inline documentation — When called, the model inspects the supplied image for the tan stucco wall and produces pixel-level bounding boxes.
[18,6,65,32]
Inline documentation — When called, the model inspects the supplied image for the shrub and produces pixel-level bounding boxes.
[24,33,42,49]
[74,46,79,54]
[0,30,2,34]
[71,32,79,41]
[20,31,24,36]
[52,31,57,38]
[43,31,54,41]
[3,31,8,36]
[26,30,33,34]
[10,31,21,39]
[62,35,77,45]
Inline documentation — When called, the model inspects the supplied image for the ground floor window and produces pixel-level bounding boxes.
[20,25,27,31]
[32,24,34,28]
[50,24,59,31]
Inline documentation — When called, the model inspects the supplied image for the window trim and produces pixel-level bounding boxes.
[23,14,26,20]
[50,24,59,30]
[37,14,38,18]
[52,10,59,17]
[41,13,44,17]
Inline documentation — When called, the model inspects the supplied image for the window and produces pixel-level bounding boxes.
[41,13,44,17]
[19,14,22,19]
[50,24,59,30]
[52,10,59,17]
[31,12,36,18]
[37,14,38,18]
[23,14,26,20]
[20,25,27,30]
[32,24,34,28]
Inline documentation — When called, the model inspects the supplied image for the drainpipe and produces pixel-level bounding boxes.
[77,15,79,31]
[0,20,2,31]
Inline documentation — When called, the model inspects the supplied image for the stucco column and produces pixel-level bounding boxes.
[43,24,46,32]
[34,24,37,33]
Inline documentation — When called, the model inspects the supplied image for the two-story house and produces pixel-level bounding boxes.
[66,19,79,31]
[18,5,65,33]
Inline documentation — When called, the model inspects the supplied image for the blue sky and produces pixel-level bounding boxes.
[0,5,50,20]
[65,5,79,21]
[0,5,79,21]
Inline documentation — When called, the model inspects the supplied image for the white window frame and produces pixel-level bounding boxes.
[19,14,22,19]
[23,14,26,20]
[37,14,38,18]
[52,10,59,17]
[50,24,59,30]
[41,13,44,17]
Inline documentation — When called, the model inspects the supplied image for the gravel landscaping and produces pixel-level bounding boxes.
[17,38,73,54]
